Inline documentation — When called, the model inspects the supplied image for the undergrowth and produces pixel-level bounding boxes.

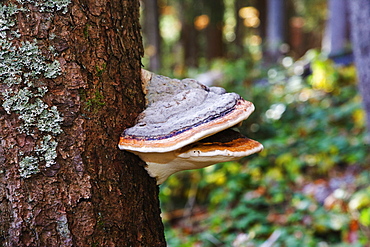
[160,50,370,247]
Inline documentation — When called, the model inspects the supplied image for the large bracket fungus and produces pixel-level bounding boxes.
[119,70,263,184]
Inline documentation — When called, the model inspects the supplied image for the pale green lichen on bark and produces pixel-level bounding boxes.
[35,135,58,167]
[0,39,62,87]
[56,214,72,239]
[17,135,58,178]
[0,4,21,33]
[17,0,70,14]
[0,1,68,178]
[19,156,40,178]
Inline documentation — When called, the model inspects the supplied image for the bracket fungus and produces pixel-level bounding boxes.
[119,69,263,184]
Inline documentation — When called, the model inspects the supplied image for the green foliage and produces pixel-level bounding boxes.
[293,0,327,32]
[161,51,370,246]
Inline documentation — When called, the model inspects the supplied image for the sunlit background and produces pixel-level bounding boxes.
[140,0,369,246]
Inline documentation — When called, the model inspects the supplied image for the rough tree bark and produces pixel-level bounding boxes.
[0,0,166,246]
[349,0,370,132]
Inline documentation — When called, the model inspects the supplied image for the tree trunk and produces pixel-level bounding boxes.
[232,0,246,59]
[349,0,370,132]
[265,0,285,62]
[0,0,166,246]
[322,0,348,56]
[179,0,201,68]
[204,0,224,60]
[256,0,267,42]
[142,0,161,72]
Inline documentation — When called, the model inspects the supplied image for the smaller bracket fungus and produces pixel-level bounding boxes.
[119,70,263,184]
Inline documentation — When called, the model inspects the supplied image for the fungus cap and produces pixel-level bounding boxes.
[133,129,263,184]
[176,129,263,161]
[119,70,255,153]
[119,70,263,184]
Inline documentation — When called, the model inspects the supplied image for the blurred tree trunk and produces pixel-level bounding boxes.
[322,0,348,56]
[256,0,267,43]
[180,0,201,68]
[265,0,285,62]
[204,0,224,60]
[232,0,245,57]
[0,0,166,246]
[143,0,161,72]
[232,0,266,59]
[349,0,370,132]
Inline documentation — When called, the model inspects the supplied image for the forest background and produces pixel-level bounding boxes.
[140,0,370,246]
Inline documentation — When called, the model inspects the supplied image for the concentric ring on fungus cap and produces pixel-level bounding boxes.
[119,97,255,153]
